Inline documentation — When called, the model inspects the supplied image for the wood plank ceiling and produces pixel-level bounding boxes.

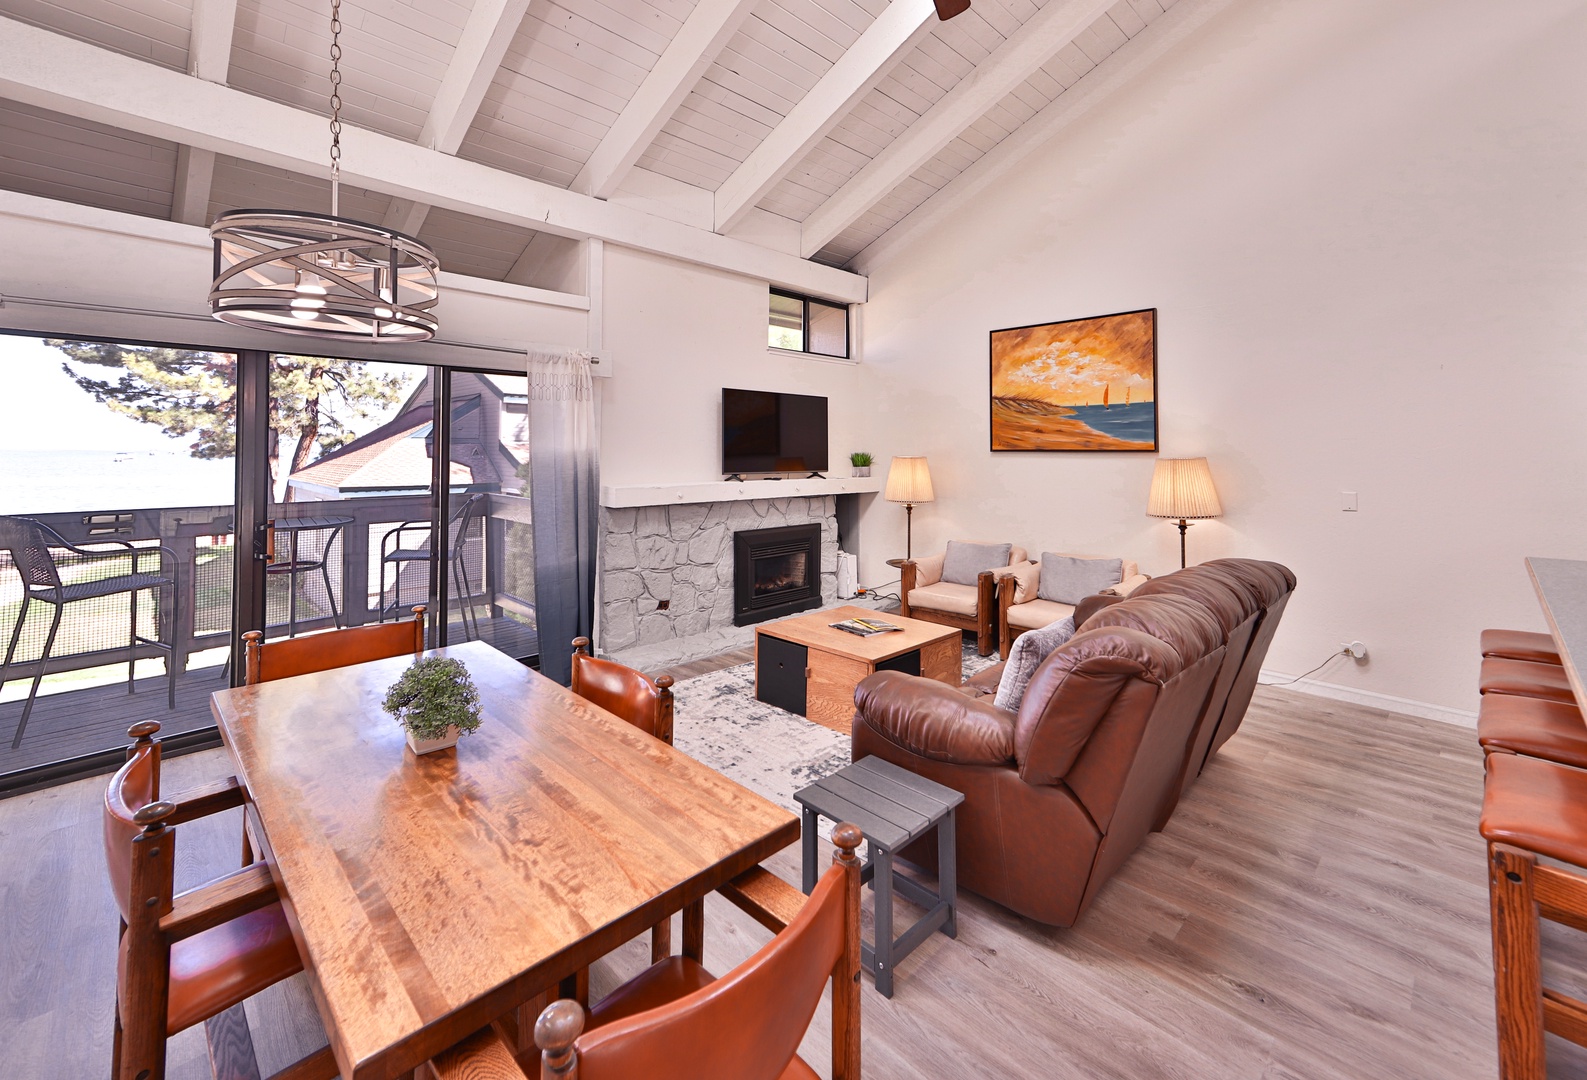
[0,0,1184,287]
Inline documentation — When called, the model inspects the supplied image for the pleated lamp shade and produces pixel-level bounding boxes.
[1147,458,1222,520]
[885,457,935,504]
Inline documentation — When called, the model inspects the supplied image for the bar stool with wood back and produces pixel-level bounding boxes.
[104,721,337,1080]
[1480,750,1587,1079]
[428,824,864,1080]
[1482,628,1564,666]
[242,605,426,685]
[1479,655,1576,705]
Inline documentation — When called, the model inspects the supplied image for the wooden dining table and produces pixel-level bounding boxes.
[210,639,800,1080]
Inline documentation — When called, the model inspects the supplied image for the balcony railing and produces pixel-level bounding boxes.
[0,492,536,686]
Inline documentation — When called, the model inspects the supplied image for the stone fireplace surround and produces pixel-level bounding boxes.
[600,496,840,665]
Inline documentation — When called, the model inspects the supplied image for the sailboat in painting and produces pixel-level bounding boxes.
[1103,384,1110,410]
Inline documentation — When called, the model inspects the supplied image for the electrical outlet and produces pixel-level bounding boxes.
[1340,640,1368,660]
[657,599,670,611]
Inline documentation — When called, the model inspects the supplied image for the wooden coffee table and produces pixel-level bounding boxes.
[755,605,961,732]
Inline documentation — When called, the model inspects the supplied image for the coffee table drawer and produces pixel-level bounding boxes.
[757,634,807,715]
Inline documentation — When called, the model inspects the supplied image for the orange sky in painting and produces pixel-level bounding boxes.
[991,310,1155,406]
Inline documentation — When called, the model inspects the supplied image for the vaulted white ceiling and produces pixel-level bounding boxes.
[0,0,1214,296]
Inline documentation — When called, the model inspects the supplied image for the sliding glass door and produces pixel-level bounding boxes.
[0,334,237,791]
[0,335,539,796]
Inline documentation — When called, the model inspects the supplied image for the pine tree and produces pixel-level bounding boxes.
[48,341,410,500]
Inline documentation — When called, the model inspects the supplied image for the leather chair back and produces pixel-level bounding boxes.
[1130,565,1260,818]
[1060,595,1225,834]
[1198,560,1296,762]
[243,606,425,685]
[571,638,675,744]
[570,862,848,1080]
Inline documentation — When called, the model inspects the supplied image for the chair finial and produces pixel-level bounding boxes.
[127,720,161,742]
[832,822,863,866]
[133,801,176,829]
[536,999,585,1078]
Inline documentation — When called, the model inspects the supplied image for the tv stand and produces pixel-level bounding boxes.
[724,473,747,481]
[805,471,825,479]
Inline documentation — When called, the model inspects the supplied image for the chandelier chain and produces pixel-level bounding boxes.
[328,0,344,216]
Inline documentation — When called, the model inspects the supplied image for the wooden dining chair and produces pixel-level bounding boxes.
[430,824,863,1080]
[570,636,675,744]
[105,721,338,1080]
[243,604,426,684]
[568,635,678,978]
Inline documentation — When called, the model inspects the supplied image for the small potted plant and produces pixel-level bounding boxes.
[382,656,483,755]
[850,451,873,477]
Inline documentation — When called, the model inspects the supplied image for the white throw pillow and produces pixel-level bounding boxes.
[1037,553,1123,605]
[994,616,1077,713]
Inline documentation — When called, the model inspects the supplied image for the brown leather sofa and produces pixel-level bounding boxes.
[851,558,1296,927]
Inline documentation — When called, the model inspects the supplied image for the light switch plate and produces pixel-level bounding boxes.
[1341,491,1358,512]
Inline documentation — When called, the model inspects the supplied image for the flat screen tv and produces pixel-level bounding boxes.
[722,388,829,476]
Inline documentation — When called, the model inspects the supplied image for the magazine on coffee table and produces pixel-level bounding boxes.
[830,617,903,637]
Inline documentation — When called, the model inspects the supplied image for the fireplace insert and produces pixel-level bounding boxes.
[733,524,822,626]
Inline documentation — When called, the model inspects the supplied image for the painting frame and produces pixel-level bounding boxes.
[989,308,1159,453]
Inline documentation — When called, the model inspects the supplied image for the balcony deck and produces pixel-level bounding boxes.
[0,615,538,795]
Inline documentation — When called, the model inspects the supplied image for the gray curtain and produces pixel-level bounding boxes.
[528,348,598,685]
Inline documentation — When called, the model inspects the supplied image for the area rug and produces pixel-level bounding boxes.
[671,643,999,818]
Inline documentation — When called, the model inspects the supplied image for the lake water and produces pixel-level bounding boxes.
[0,449,235,515]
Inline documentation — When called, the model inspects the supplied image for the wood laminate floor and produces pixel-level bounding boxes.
[5,680,1582,1078]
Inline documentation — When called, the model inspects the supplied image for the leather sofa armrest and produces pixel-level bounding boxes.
[1074,592,1125,628]
[854,671,1015,766]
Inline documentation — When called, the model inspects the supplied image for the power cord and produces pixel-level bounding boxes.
[1266,648,1349,686]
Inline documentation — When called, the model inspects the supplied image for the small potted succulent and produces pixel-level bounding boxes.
[382,656,483,755]
[850,451,873,477]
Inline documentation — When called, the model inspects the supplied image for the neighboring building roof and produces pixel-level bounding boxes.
[288,403,476,494]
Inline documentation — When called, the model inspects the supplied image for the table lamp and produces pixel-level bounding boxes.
[884,456,935,563]
[1147,457,1222,569]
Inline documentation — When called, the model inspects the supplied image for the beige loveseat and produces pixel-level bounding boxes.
[997,552,1148,657]
[901,541,1028,656]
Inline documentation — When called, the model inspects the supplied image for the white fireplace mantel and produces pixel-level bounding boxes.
[599,476,882,509]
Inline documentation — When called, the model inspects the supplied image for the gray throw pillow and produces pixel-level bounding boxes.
[994,617,1076,713]
[1037,553,1123,605]
[941,540,1012,586]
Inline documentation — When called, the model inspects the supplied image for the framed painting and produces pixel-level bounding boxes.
[989,308,1158,452]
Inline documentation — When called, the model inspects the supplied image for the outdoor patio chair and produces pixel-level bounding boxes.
[378,493,485,640]
[0,516,176,748]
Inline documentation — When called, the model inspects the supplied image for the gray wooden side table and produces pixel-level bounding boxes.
[793,755,964,997]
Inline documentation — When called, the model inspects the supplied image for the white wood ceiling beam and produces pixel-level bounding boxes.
[799,0,1118,258]
[849,0,1237,273]
[171,0,238,226]
[574,0,758,200]
[381,0,533,235]
[0,17,866,302]
[713,0,937,235]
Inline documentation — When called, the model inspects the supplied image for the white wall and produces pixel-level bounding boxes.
[857,0,1587,714]
[599,245,863,488]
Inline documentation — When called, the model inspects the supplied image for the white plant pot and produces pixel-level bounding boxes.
[852,466,871,477]
[405,725,460,755]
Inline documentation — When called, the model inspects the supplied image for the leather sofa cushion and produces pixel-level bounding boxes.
[1008,597,1076,630]
[1015,626,1183,784]
[995,617,1076,712]
[907,581,978,616]
[1132,567,1253,637]
[1081,593,1225,666]
[942,541,1013,585]
[854,671,1016,766]
[1038,554,1123,604]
